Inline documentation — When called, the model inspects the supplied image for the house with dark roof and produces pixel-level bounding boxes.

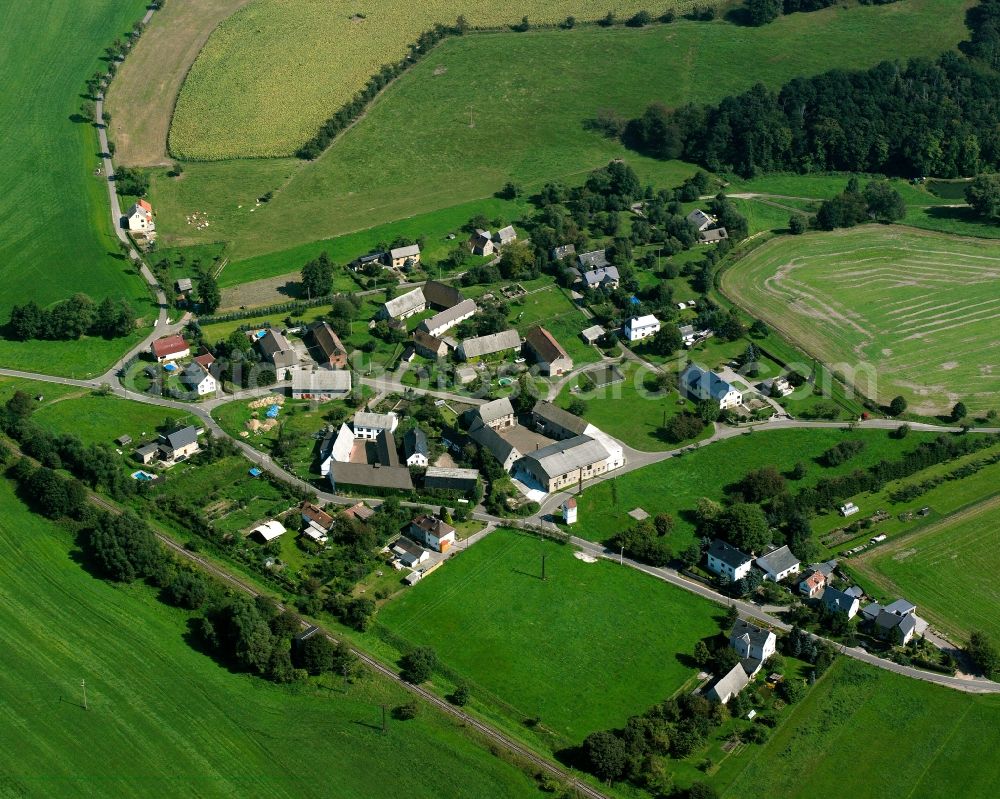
[423,466,479,493]
[308,321,348,368]
[180,361,216,396]
[730,619,776,676]
[257,328,298,372]
[577,249,610,271]
[755,545,800,582]
[681,363,743,410]
[392,537,430,568]
[579,265,620,291]
[327,430,414,492]
[413,329,449,359]
[699,227,729,244]
[551,244,576,261]
[406,515,457,553]
[159,426,200,462]
[422,280,465,310]
[523,326,573,376]
[707,539,753,581]
[821,587,861,619]
[468,229,495,257]
[469,423,522,472]
[403,427,429,467]
[686,209,715,231]
[531,401,591,440]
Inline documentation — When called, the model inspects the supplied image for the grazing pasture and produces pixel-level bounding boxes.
[149,0,972,264]
[0,0,153,375]
[853,496,1000,643]
[376,529,719,746]
[0,479,540,798]
[716,657,1000,798]
[721,226,1000,415]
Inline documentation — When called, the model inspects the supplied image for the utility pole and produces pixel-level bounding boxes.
[541,553,547,581]
[620,546,625,565]
[81,679,88,711]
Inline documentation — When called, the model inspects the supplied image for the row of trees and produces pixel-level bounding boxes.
[745,0,896,27]
[623,1,1000,177]
[7,294,136,341]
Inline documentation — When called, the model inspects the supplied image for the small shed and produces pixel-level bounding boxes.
[115,435,132,447]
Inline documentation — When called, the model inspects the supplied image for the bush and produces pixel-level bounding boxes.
[400,646,437,683]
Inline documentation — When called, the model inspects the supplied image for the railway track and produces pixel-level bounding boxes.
[88,495,610,799]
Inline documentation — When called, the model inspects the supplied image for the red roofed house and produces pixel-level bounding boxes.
[151,335,190,363]
[524,325,573,376]
[125,199,155,232]
[799,570,826,598]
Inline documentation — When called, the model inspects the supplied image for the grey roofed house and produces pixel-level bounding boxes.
[681,363,737,402]
[580,265,620,289]
[469,424,522,471]
[380,286,426,319]
[180,361,211,389]
[329,461,414,491]
[755,545,799,578]
[354,411,397,432]
[355,251,385,267]
[164,426,198,451]
[257,328,298,370]
[705,662,750,704]
[291,367,351,396]
[457,328,521,360]
[883,598,917,616]
[875,609,917,641]
[392,536,427,565]
[403,427,429,460]
[477,396,515,427]
[522,435,609,480]
[419,299,477,336]
[699,227,729,244]
[577,249,609,270]
[496,225,517,245]
[822,587,859,615]
[580,324,606,344]
[174,277,193,293]
[708,538,753,570]
[422,280,464,310]
[687,209,714,230]
[845,586,865,599]
[134,442,160,462]
[532,400,589,438]
[390,243,421,261]
[861,602,883,621]
[115,434,132,446]
[424,466,479,491]
[551,244,576,260]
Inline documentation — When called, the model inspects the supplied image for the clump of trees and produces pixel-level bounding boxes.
[814,177,905,230]
[7,294,136,341]
[966,631,999,676]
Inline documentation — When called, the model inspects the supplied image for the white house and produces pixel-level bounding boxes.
[125,199,155,232]
[729,619,777,675]
[403,428,429,467]
[623,314,660,343]
[686,209,715,231]
[406,515,456,553]
[420,299,477,338]
[392,537,430,568]
[353,411,398,440]
[707,538,753,581]
[250,520,286,543]
[562,498,577,525]
[755,545,800,582]
[180,361,216,396]
[706,663,751,704]
[821,587,861,619]
[681,363,743,410]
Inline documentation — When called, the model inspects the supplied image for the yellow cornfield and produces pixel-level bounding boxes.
[169,0,697,159]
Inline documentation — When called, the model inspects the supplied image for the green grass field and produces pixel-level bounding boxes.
[720,226,1000,416]
[716,658,1000,798]
[574,428,939,547]
[376,529,720,747]
[151,0,972,268]
[854,496,1000,643]
[0,0,155,375]
[0,478,540,798]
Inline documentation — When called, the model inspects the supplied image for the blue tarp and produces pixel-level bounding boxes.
[248,467,263,477]
[265,404,280,419]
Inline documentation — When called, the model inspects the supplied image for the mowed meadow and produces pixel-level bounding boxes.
[720,226,1000,415]
[148,0,974,266]
[0,478,541,798]
[168,0,701,159]
[0,0,155,376]
[855,496,1000,643]
[716,658,1000,798]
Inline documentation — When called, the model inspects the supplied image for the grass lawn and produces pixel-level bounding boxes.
[0,0,155,375]
[0,478,541,798]
[150,0,972,265]
[556,361,706,451]
[715,657,1000,798]
[720,225,1000,416]
[851,495,1000,643]
[375,529,720,747]
[574,428,940,548]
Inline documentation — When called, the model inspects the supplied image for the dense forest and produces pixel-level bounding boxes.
[624,0,1000,178]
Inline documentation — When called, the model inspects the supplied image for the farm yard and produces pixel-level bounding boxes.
[145,0,972,266]
[721,226,1000,416]
[0,479,541,799]
[852,496,1000,644]
[0,0,154,377]
[374,529,719,747]
[715,658,1000,798]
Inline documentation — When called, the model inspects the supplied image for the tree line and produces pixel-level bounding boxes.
[623,0,1000,179]
[7,294,136,341]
